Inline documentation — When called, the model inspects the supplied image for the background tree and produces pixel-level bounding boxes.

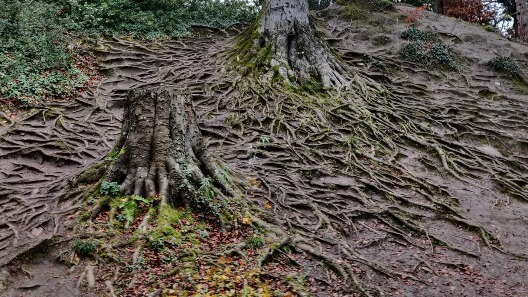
[442,0,495,24]
[515,0,528,41]
[235,0,351,89]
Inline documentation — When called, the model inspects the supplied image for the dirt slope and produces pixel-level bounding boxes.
[0,4,528,297]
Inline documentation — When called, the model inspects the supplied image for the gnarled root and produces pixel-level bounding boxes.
[106,88,232,209]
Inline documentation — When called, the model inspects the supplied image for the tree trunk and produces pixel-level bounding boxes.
[107,88,221,206]
[516,0,528,42]
[256,0,348,89]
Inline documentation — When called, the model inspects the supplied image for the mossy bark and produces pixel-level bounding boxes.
[243,0,349,89]
[106,88,222,206]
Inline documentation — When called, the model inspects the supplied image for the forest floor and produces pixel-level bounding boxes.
[1,4,528,297]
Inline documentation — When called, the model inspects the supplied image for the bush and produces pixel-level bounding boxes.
[0,0,257,105]
[54,0,257,38]
[486,56,522,78]
[72,239,97,255]
[337,0,394,12]
[0,1,87,105]
[401,27,437,42]
[401,41,457,70]
[400,28,457,70]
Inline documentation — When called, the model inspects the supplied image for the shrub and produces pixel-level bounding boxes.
[1,0,258,104]
[0,1,87,105]
[401,41,457,70]
[72,239,97,255]
[442,0,494,24]
[401,27,437,42]
[486,56,522,78]
[400,28,457,70]
[53,0,258,38]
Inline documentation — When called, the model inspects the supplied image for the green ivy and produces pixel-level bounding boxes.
[0,1,87,104]
[486,56,522,78]
[0,0,258,105]
[400,28,457,70]
[52,0,258,39]
[401,27,437,42]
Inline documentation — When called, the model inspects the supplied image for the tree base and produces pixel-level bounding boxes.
[107,88,228,208]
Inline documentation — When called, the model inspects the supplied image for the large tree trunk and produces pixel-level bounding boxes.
[256,0,348,89]
[516,0,528,42]
[107,88,221,206]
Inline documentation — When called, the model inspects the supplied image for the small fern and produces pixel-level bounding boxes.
[72,239,97,256]
[118,195,150,223]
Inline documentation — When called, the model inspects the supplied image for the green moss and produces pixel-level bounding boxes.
[343,4,365,20]
[147,205,204,250]
[77,160,109,184]
[511,78,528,94]
[105,146,125,161]
[229,19,260,73]
[246,236,264,249]
[372,35,392,46]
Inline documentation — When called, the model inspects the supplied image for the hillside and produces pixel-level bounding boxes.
[1,2,528,297]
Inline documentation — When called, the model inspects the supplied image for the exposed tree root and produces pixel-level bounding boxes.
[2,28,527,295]
[106,88,235,219]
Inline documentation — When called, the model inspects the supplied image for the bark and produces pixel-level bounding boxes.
[107,88,220,205]
[515,0,528,42]
[257,0,348,89]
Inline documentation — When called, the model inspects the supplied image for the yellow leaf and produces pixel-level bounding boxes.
[242,216,252,225]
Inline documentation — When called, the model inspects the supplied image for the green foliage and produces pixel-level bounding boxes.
[0,1,87,104]
[53,0,257,39]
[400,28,457,70]
[246,236,264,249]
[1,0,257,104]
[486,56,522,78]
[484,25,496,32]
[308,0,332,10]
[100,181,120,196]
[194,177,228,216]
[116,195,150,223]
[72,239,97,255]
[401,27,437,42]
[336,0,394,12]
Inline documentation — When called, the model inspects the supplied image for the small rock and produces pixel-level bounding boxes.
[30,227,43,237]
[494,81,501,86]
